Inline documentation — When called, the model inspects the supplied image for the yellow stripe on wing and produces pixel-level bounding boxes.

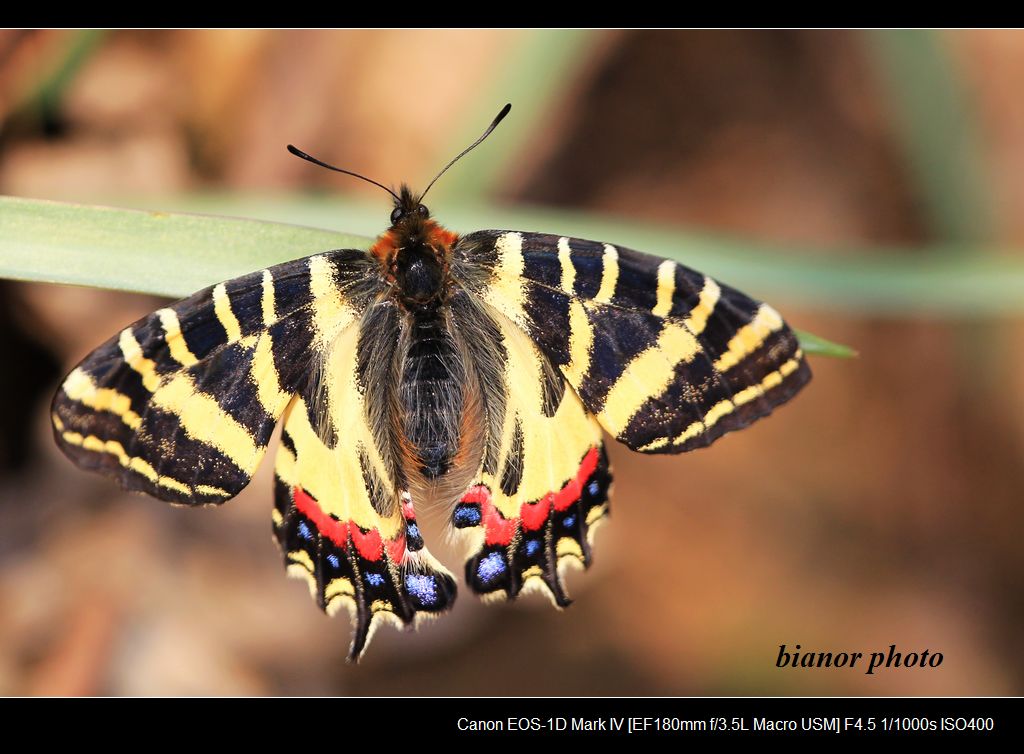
[60,368,142,430]
[683,276,720,335]
[274,328,402,539]
[57,426,230,499]
[558,237,575,294]
[309,255,357,349]
[713,302,783,373]
[652,260,676,318]
[485,232,527,325]
[639,352,803,451]
[485,312,604,518]
[556,537,584,559]
[150,373,261,473]
[157,308,199,367]
[597,275,720,435]
[213,283,243,343]
[594,244,618,304]
[261,269,277,326]
[325,577,355,602]
[597,323,700,435]
[561,299,593,388]
[118,327,160,392]
[250,331,290,415]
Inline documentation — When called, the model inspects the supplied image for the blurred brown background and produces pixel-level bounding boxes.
[1,29,1022,696]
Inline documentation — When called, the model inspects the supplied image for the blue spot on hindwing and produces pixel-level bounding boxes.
[562,514,577,529]
[297,521,313,541]
[327,554,340,569]
[588,480,600,497]
[525,539,542,557]
[454,503,482,527]
[477,552,507,584]
[365,572,385,587]
[405,573,438,606]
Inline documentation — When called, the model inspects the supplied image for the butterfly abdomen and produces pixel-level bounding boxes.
[399,308,467,481]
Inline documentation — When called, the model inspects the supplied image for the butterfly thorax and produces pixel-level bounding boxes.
[371,184,459,312]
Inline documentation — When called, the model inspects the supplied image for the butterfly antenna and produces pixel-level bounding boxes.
[287,144,401,202]
[419,103,512,201]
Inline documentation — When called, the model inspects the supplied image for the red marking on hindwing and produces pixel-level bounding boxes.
[351,525,383,562]
[555,446,600,512]
[292,486,398,562]
[293,487,349,547]
[520,447,599,526]
[458,485,514,546]
[461,485,491,506]
[458,446,602,542]
[483,500,516,546]
[386,535,406,563]
[519,497,551,531]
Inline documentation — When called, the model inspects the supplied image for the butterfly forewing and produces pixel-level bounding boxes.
[453,230,812,455]
[50,254,360,504]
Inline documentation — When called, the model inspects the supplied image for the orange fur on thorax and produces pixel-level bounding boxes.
[369,221,459,265]
[424,220,459,251]
[369,229,398,262]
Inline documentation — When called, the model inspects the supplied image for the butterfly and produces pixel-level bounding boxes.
[51,104,811,660]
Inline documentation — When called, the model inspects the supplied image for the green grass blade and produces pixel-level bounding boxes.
[0,196,368,298]
[793,330,857,359]
[1,195,852,358]
[865,30,992,243]
[129,193,1024,318]
[12,30,107,124]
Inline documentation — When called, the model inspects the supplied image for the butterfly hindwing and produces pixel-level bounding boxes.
[454,230,812,455]
[450,305,612,605]
[272,302,457,660]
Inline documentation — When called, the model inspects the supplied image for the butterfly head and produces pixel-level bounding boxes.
[389,184,429,226]
[287,103,511,310]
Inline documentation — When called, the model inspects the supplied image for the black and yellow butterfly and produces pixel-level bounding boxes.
[51,105,811,660]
